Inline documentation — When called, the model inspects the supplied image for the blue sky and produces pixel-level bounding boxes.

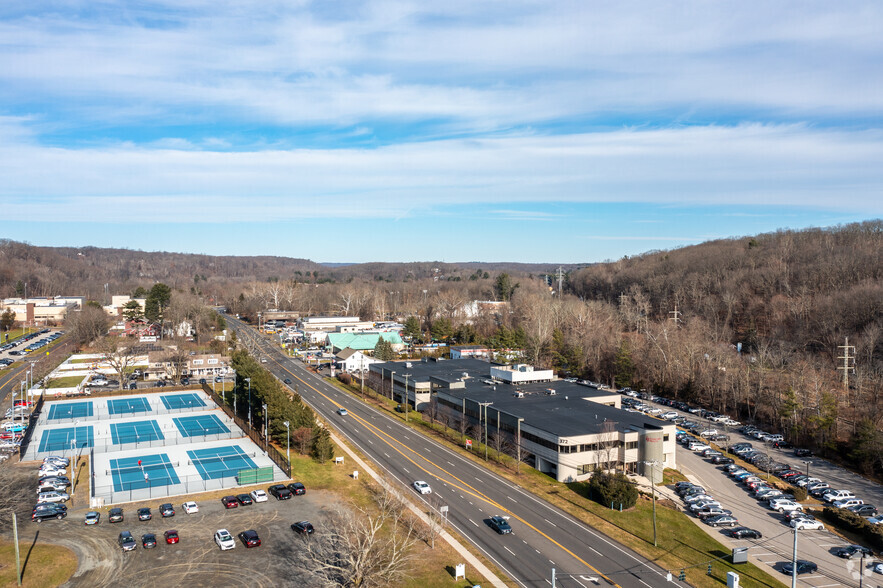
[1,1,881,263]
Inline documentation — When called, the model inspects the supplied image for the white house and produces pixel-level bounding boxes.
[335,348,379,372]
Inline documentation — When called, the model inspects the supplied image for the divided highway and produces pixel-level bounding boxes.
[227,317,674,588]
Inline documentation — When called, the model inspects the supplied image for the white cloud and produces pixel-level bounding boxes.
[1,122,881,222]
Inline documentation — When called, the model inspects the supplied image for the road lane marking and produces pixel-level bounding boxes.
[588,546,602,557]
[469,519,478,527]
[504,546,516,556]
[507,496,517,503]
[544,518,556,527]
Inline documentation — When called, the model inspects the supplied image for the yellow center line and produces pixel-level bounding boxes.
[263,346,621,587]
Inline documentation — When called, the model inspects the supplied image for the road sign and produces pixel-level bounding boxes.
[465,440,472,449]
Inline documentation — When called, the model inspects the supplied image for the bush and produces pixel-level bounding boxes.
[588,471,638,509]
[790,486,807,501]
[821,507,883,550]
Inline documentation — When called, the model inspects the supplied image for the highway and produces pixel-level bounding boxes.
[227,316,675,588]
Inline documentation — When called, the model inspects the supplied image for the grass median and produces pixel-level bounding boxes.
[0,541,77,588]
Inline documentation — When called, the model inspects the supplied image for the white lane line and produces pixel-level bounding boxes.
[504,546,516,556]
[543,518,557,527]
[751,552,775,556]
[475,477,483,482]
[403,468,410,474]
[469,519,478,527]
[572,577,588,588]
[545,581,552,586]
[384,453,390,458]
[536,549,541,554]
[447,461,456,466]
[549,559,555,565]
[813,584,842,587]
[588,546,603,557]
[507,496,518,503]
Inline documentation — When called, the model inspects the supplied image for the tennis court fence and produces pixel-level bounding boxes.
[43,403,215,424]
[26,429,244,459]
[92,468,290,504]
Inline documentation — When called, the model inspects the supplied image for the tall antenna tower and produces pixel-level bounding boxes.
[837,337,855,390]
[557,266,565,296]
[669,305,681,325]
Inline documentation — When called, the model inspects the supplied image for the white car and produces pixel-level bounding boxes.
[791,519,824,530]
[874,562,883,575]
[337,408,348,416]
[690,444,711,453]
[37,491,69,504]
[833,498,864,509]
[770,499,803,513]
[412,481,432,495]
[689,501,721,512]
[38,467,66,477]
[698,430,718,438]
[250,489,269,503]
[824,490,856,503]
[214,528,236,550]
[662,411,679,420]
[182,501,199,514]
[42,456,69,467]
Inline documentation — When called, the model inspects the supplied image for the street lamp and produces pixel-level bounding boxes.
[390,371,395,401]
[478,402,493,461]
[262,403,268,441]
[283,421,290,465]
[803,460,812,479]
[245,377,252,428]
[403,374,410,422]
[642,460,660,546]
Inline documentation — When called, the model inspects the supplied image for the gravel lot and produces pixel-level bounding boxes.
[7,463,331,588]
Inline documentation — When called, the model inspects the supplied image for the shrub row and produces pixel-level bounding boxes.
[820,507,883,550]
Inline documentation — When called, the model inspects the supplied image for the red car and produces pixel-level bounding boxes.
[221,496,239,509]
[164,530,179,544]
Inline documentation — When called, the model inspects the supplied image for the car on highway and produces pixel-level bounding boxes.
[215,529,236,550]
[221,496,239,509]
[781,560,817,575]
[84,511,100,525]
[833,545,872,559]
[141,533,157,549]
[727,527,762,539]
[182,501,199,514]
[250,489,268,503]
[118,531,137,552]
[336,408,348,416]
[109,507,124,523]
[413,481,432,495]
[283,378,291,385]
[291,521,315,535]
[160,503,175,517]
[791,519,825,530]
[705,515,739,527]
[164,530,179,544]
[138,507,152,521]
[268,484,292,500]
[239,529,261,547]
[488,515,513,534]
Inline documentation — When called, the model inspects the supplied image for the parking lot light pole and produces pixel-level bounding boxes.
[262,404,268,441]
[803,460,811,479]
[283,421,290,464]
[642,460,660,546]
[245,377,252,428]
[790,528,798,588]
[479,402,493,461]
[403,374,410,422]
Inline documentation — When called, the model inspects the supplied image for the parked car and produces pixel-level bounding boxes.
[291,521,315,535]
[794,448,813,457]
[833,498,864,509]
[160,503,175,517]
[846,504,878,517]
[221,496,239,509]
[250,490,268,503]
[696,508,732,520]
[164,530,179,544]
[182,501,199,514]
[728,527,762,539]
[268,485,292,500]
[32,503,67,522]
[239,529,261,547]
[791,519,825,530]
[823,490,856,503]
[138,507,152,521]
[84,511,100,525]
[36,491,69,504]
[142,533,157,549]
[706,515,740,527]
[833,545,872,559]
[215,528,236,550]
[781,560,817,575]
[118,531,137,552]
[288,482,306,496]
[109,508,124,523]
[236,494,253,506]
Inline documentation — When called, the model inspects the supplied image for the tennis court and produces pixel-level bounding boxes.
[47,401,93,420]
[107,397,152,415]
[160,393,206,410]
[110,420,165,445]
[187,445,257,480]
[172,414,229,438]
[109,453,180,492]
[38,425,94,453]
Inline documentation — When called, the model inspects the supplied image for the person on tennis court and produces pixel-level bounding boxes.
[144,472,149,482]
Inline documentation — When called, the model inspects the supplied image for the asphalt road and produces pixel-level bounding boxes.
[227,317,676,588]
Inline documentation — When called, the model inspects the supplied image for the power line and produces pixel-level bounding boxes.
[837,337,855,390]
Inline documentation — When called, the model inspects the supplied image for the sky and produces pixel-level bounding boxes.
[1,1,882,264]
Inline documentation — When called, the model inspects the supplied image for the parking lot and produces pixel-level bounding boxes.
[10,462,329,588]
[632,395,883,587]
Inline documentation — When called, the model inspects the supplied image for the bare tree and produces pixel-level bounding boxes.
[597,420,619,473]
[65,305,110,347]
[161,347,191,383]
[292,426,313,455]
[0,467,33,529]
[289,485,417,587]
[96,337,140,390]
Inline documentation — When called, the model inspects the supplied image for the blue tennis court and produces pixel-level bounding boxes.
[187,446,257,480]
[47,402,93,420]
[108,453,180,492]
[110,420,164,445]
[107,397,151,415]
[160,392,206,410]
[38,426,94,453]
[173,414,229,438]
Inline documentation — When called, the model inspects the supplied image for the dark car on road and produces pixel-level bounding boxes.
[833,545,872,559]
[138,507,152,521]
[142,533,157,549]
[160,503,175,517]
[488,515,513,534]
[268,484,292,500]
[283,378,291,385]
[239,529,261,547]
[794,448,813,457]
[32,504,67,522]
[781,560,817,575]
[291,521,314,535]
[727,527,762,539]
[118,531,137,552]
[109,507,124,523]
[287,482,306,496]
[236,494,253,506]
[222,496,239,509]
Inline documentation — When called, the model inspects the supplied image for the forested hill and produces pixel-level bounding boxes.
[568,220,883,358]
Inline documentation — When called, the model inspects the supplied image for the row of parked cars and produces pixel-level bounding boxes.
[32,456,73,521]
[1,328,57,357]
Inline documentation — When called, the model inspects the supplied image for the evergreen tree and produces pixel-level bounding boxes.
[402,316,421,339]
[493,273,519,301]
[122,300,144,322]
[144,283,172,322]
[310,426,334,463]
[374,337,395,360]
[614,340,634,388]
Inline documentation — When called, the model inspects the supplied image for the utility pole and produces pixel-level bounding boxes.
[403,374,410,422]
[837,337,855,390]
[791,528,798,588]
[669,305,680,325]
[13,513,21,586]
[556,266,565,296]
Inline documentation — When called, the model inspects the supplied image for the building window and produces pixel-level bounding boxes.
[192,359,204,366]
[625,441,638,450]
[577,464,594,475]
[207,358,218,365]
[663,434,669,442]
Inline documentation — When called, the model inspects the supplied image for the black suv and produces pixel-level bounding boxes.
[268,484,292,500]
[292,521,314,535]
[109,507,124,523]
[488,515,513,534]
[834,545,872,559]
[287,482,306,496]
[32,504,67,522]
